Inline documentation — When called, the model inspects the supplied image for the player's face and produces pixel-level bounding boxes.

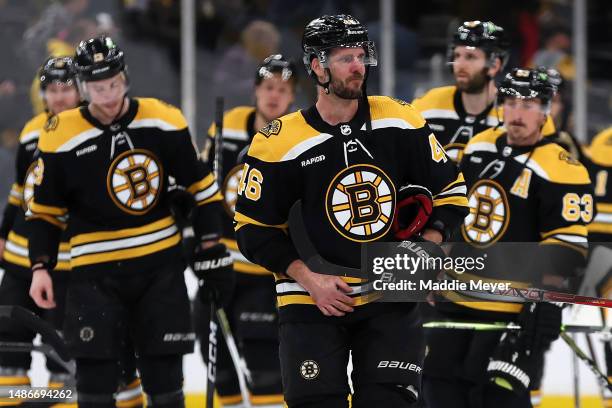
[327,47,366,99]
[452,46,489,94]
[255,73,295,122]
[503,97,546,146]
[86,73,127,117]
[44,82,80,115]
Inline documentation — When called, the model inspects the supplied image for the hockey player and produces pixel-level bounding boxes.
[0,56,79,402]
[412,21,556,164]
[194,54,298,408]
[26,36,233,408]
[423,68,594,408]
[234,15,468,408]
[582,128,612,403]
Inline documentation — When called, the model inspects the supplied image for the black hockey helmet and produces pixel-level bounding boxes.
[74,36,126,82]
[449,20,510,69]
[255,54,298,86]
[498,68,556,107]
[39,56,77,91]
[302,14,377,83]
[536,66,564,94]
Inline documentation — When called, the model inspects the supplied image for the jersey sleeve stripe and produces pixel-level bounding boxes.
[540,225,588,239]
[196,190,223,206]
[20,130,40,144]
[29,201,68,217]
[433,195,469,208]
[234,211,288,230]
[27,214,67,229]
[540,239,588,257]
[187,174,215,195]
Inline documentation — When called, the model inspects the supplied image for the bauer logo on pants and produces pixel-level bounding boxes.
[107,149,163,215]
[300,360,320,380]
[325,164,395,242]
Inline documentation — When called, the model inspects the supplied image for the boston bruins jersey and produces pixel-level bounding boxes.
[0,113,70,275]
[583,128,612,243]
[235,96,469,322]
[205,106,270,276]
[411,85,556,163]
[439,127,593,316]
[28,98,223,275]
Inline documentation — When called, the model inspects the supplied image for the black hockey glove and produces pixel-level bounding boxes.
[518,302,563,353]
[392,184,433,240]
[191,243,235,307]
[395,235,445,296]
[487,331,538,395]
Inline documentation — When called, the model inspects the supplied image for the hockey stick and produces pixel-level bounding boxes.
[423,320,612,335]
[206,96,225,408]
[288,201,612,308]
[422,319,612,392]
[0,306,74,375]
[206,301,217,408]
[207,97,253,408]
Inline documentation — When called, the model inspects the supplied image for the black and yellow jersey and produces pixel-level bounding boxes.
[205,106,271,276]
[439,127,593,316]
[583,127,612,243]
[411,85,556,163]
[28,98,223,275]
[235,96,469,322]
[0,113,71,274]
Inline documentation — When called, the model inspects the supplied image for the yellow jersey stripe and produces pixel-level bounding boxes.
[30,201,68,216]
[71,216,175,245]
[71,232,181,267]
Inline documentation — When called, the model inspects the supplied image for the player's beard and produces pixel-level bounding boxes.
[330,75,364,99]
[456,68,489,94]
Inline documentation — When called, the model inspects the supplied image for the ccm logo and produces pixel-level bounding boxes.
[163,333,196,342]
[377,361,422,373]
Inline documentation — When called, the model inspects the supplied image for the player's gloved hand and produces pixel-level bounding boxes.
[392,184,433,240]
[518,302,563,352]
[191,243,235,307]
[393,235,445,299]
[487,330,538,394]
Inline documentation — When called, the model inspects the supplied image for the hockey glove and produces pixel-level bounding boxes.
[392,184,433,240]
[395,235,445,295]
[191,243,235,307]
[518,302,563,353]
[487,331,538,395]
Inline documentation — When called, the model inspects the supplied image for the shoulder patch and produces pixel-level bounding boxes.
[559,150,581,165]
[260,119,282,138]
[44,115,59,131]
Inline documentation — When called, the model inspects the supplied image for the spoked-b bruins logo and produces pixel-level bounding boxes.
[325,164,395,242]
[222,164,244,216]
[461,179,510,247]
[22,161,45,212]
[107,149,163,215]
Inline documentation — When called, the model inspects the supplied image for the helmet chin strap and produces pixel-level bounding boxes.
[314,68,332,94]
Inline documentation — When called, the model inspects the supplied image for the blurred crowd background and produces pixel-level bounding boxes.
[1,0,612,208]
